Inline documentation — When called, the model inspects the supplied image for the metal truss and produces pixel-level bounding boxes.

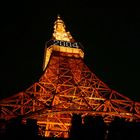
[0,51,140,138]
[0,15,140,138]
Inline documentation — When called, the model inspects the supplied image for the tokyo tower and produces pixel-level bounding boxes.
[0,15,140,138]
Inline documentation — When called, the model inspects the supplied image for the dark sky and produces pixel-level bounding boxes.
[0,4,140,102]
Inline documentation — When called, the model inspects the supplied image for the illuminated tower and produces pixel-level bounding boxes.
[0,15,140,138]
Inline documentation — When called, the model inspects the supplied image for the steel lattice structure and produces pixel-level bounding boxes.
[0,15,140,138]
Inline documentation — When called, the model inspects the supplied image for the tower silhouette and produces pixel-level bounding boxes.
[0,15,140,138]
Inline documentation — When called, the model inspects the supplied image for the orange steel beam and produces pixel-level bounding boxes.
[0,51,140,137]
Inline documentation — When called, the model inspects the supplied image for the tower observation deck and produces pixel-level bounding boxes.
[0,15,140,138]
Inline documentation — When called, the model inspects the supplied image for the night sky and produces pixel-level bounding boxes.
[0,4,140,102]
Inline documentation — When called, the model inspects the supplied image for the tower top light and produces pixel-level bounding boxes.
[52,15,74,42]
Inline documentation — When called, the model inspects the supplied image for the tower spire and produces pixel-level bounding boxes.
[57,14,61,19]
[52,15,73,42]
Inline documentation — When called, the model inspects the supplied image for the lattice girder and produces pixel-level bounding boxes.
[1,51,140,137]
[1,15,140,138]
